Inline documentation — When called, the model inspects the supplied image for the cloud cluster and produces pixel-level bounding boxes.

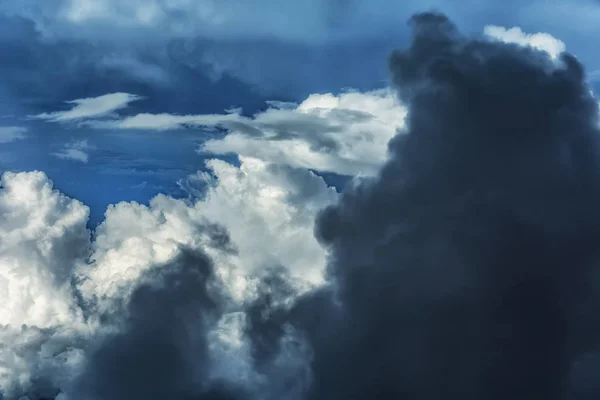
[4,12,600,400]
[0,146,335,398]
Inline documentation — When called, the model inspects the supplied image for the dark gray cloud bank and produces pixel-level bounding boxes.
[9,11,600,400]
[310,12,600,399]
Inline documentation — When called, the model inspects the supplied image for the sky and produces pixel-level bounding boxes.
[2,0,600,225]
[3,1,600,399]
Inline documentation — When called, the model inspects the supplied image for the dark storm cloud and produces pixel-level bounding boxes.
[68,248,245,400]
[302,11,600,400]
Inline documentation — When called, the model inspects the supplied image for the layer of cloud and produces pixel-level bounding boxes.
[0,0,437,44]
[5,0,597,122]
[0,126,27,143]
[31,93,142,122]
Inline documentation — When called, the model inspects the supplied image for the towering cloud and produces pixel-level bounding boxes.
[303,12,600,400]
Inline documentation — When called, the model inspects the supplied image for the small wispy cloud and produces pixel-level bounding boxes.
[0,126,27,143]
[90,112,241,131]
[51,140,94,163]
[31,93,143,122]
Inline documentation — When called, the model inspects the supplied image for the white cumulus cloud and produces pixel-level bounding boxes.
[200,89,405,176]
[78,155,336,307]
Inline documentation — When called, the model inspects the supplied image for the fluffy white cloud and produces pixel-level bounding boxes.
[0,171,90,327]
[78,155,336,307]
[201,90,405,176]
[484,25,566,59]
[0,171,91,397]
[51,140,93,163]
[31,93,142,122]
[197,156,337,286]
[0,127,27,144]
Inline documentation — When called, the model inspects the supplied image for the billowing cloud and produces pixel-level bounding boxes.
[31,93,142,122]
[0,126,27,143]
[0,138,336,398]
[51,140,93,163]
[78,155,335,307]
[0,147,334,398]
[200,90,406,176]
